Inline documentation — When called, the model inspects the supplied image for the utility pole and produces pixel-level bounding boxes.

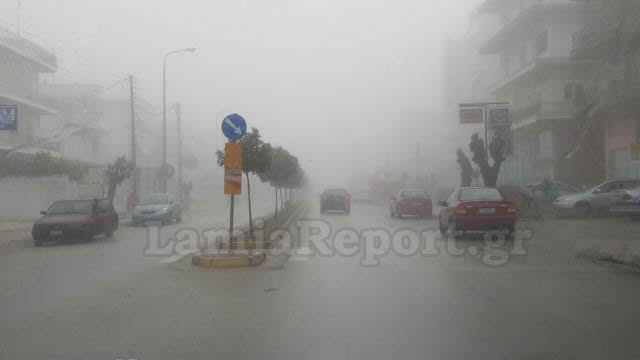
[415,142,420,186]
[129,75,137,204]
[175,102,183,206]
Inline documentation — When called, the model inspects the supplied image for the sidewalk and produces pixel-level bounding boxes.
[536,217,640,268]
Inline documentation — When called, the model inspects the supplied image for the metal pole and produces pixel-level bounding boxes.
[176,103,183,205]
[162,55,168,193]
[483,105,489,156]
[129,75,137,202]
[229,194,235,249]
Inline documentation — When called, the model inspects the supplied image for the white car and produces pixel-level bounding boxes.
[553,180,640,217]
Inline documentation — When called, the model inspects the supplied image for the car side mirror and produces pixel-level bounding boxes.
[438,201,448,207]
[40,210,47,215]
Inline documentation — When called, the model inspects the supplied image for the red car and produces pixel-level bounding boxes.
[438,187,516,237]
[32,199,118,246]
[320,188,351,214]
[390,189,433,218]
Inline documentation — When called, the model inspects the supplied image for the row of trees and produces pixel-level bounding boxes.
[216,128,306,238]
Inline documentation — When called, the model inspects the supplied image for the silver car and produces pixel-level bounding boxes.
[132,193,183,225]
[553,180,640,217]
[609,187,640,220]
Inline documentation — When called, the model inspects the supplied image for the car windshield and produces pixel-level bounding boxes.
[459,188,503,201]
[46,200,93,215]
[140,195,169,205]
[324,189,347,196]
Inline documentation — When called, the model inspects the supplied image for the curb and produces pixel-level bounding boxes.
[578,247,640,269]
[192,252,266,268]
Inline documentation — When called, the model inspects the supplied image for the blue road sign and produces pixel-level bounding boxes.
[0,105,17,131]
[221,113,247,141]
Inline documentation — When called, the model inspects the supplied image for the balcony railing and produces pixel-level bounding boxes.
[0,22,57,71]
[512,101,576,125]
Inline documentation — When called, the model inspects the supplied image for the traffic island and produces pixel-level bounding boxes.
[188,201,307,270]
[192,251,266,268]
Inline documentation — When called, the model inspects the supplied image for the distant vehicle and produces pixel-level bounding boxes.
[32,199,118,246]
[390,189,432,218]
[525,180,579,201]
[552,179,640,217]
[609,186,640,220]
[438,187,516,238]
[132,193,182,225]
[320,188,351,214]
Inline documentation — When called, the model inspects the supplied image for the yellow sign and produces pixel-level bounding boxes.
[631,144,640,161]
[224,143,244,169]
[224,168,242,195]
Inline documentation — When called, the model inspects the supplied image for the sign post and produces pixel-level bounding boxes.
[221,114,247,249]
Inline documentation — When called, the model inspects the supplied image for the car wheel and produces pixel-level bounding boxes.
[390,208,395,217]
[574,202,591,217]
[345,208,351,215]
[105,227,114,238]
[176,213,182,223]
[34,238,42,247]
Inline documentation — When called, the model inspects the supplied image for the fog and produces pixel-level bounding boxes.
[1,0,477,191]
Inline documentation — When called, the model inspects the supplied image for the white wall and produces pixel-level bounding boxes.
[0,176,78,220]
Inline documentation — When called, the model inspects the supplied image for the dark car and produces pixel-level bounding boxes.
[390,189,433,218]
[438,187,516,238]
[32,199,119,246]
[320,188,351,214]
[132,193,182,225]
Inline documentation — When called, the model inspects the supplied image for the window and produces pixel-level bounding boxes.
[536,31,548,55]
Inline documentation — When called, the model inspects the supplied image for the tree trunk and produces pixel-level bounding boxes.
[279,187,285,211]
[245,172,253,240]
[274,186,278,219]
[107,182,117,204]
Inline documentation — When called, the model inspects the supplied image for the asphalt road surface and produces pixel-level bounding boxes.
[1,200,639,360]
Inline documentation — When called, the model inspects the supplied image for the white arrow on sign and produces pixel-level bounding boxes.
[224,118,243,135]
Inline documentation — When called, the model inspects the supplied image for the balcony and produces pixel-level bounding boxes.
[0,23,57,72]
[0,81,58,115]
[571,4,617,59]
[512,101,577,130]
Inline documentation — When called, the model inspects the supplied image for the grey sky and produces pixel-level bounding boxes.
[1,0,477,188]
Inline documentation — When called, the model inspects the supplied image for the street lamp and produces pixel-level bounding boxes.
[162,47,195,192]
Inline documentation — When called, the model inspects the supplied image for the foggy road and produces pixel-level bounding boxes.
[1,200,640,360]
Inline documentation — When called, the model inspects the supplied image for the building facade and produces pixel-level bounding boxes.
[476,0,602,187]
[571,0,640,180]
[0,22,57,152]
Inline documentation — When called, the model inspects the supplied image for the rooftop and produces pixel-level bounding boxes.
[0,22,57,72]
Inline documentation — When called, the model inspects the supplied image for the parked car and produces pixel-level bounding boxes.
[438,187,516,238]
[320,188,351,214]
[132,193,182,225]
[552,179,640,217]
[32,199,118,246]
[609,186,640,220]
[525,180,579,202]
[390,188,433,218]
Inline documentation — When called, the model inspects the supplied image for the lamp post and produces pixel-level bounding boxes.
[162,47,195,192]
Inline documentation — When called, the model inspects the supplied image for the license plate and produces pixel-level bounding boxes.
[478,208,495,215]
[49,230,63,236]
[412,202,422,207]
